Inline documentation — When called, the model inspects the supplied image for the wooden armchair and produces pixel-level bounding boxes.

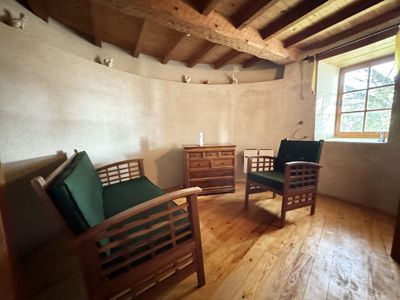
[31,151,205,300]
[245,139,324,228]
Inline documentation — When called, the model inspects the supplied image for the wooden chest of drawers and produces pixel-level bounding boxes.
[183,144,236,195]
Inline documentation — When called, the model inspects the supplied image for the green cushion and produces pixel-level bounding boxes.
[48,152,88,234]
[103,176,164,218]
[248,171,285,191]
[275,140,323,172]
[48,151,104,234]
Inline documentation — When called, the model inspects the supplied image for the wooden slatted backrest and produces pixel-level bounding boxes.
[0,163,19,300]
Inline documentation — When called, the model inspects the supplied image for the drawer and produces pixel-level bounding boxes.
[189,178,234,188]
[220,150,234,157]
[212,158,233,168]
[204,151,218,158]
[189,169,233,179]
[189,160,210,169]
[188,152,203,159]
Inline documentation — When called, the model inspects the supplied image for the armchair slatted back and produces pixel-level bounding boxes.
[97,159,144,186]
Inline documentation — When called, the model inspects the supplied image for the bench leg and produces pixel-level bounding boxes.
[196,259,205,287]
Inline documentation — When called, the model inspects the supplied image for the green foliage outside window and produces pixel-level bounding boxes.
[337,57,395,136]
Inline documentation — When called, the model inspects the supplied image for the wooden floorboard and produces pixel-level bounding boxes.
[21,183,400,300]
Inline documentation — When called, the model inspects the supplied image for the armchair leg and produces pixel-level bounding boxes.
[244,181,250,209]
[280,196,287,228]
[311,203,316,215]
[279,210,286,228]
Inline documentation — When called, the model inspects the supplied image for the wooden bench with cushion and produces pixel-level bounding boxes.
[31,151,205,300]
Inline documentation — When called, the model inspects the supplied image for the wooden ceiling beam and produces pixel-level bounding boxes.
[187,43,219,67]
[259,0,329,39]
[27,0,49,22]
[284,0,385,47]
[214,50,242,69]
[303,7,400,51]
[93,0,300,64]
[161,33,187,64]
[132,19,148,58]
[231,0,279,29]
[202,0,222,15]
[242,56,261,68]
[89,2,102,47]
[309,26,398,61]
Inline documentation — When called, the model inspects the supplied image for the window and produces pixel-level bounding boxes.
[335,56,396,138]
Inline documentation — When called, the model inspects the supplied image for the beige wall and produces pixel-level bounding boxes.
[0,21,315,184]
[318,76,400,215]
[0,4,315,254]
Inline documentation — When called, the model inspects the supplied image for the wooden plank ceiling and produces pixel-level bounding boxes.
[26,0,400,69]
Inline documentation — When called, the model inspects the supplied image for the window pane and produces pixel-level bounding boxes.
[365,110,391,132]
[367,86,394,110]
[342,91,366,112]
[369,61,395,87]
[340,112,364,132]
[343,68,369,92]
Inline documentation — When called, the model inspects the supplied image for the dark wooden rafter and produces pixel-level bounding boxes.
[284,0,385,47]
[231,0,279,29]
[162,33,187,64]
[303,7,400,51]
[89,1,101,47]
[95,0,299,63]
[187,43,219,67]
[132,19,148,58]
[27,0,49,22]
[202,0,222,15]
[307,25,398,61]
[214,49,242,69]
[242,56,261,68]
[260,0,329,39]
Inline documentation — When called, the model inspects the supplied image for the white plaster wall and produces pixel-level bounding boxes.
[0,0,281,84]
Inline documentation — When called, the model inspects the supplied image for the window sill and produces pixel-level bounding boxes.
[325,137,387,144]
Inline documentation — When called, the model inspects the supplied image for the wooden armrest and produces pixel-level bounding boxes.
[96,159,145,185]
[285,161,322,168]
[76,187,202,244]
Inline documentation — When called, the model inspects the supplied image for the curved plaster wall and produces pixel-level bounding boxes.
[0,19,315,185]
[0,0,283,84]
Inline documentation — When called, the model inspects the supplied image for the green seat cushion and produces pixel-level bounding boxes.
[275,140,323,172]
[48,151,104,234]
[103,176,164,218]
[248,171,285,191]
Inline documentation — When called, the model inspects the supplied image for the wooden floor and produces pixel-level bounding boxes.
[23,183,400,300]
